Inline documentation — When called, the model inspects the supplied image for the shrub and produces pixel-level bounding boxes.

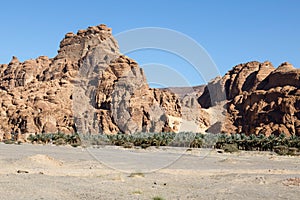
[222,143,239,153]
[3,139,14,144]
[274,145,289,155]
[122,142,133,148]
[26,133,81,146]
[288,147,299,156]
[54,138,66,145]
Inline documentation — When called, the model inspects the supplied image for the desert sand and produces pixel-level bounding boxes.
[0,143,300,200]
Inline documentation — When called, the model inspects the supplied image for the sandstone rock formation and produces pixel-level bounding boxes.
[0,24,209,141]
[1,24,299,141]
[200,61,300,136]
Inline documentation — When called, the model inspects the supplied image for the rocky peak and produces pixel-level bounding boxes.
[258,62,300,90]
[56,24,118,62]
[198,61,275,108]
[9,56,20,65]
[276,62,295,71]
[224,61,275,99]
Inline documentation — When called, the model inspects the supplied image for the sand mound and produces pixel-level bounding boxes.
[27,154,63,166]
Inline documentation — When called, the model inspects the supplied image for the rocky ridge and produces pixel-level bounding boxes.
[1,24,299,141]
[0,24,209,141]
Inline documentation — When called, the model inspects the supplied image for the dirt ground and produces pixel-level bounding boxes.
[0,143,300,200]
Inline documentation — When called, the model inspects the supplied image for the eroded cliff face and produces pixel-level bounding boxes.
[227,62,300,136]
[0,24,210,141]
[1,24,299,141]
[200,61,300,136]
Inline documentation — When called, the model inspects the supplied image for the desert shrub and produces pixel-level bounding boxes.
[288,147,299,156]
[26,133,81,146]
[274,145,289,155]
[3,139,14,144]
[153,196,165,200]
[222,143,239,153]
[53,138,66,145]
[122,142,134,148]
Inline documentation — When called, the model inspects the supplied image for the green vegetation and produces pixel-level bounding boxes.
[3,139,15,144]
[215,133,300,155]
[101,132,300,155]
[3,131,300,155]
[106,132,206,148]
[152,196,166,200]
[27,132,81,147]
[222,143,239,153]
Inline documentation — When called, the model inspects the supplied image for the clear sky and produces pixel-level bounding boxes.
[0,0,299,86]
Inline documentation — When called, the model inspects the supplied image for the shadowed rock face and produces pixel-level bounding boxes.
[0,24,210,141]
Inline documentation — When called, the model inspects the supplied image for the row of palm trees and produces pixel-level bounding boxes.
[77,132,205,148]
[104,132,300,155]
[216,133,300,150]
[107,132,177,148]
[22,132,300,155]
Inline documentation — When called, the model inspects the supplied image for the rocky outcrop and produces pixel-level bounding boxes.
[0,54,74,141]
[198,61,275,108]
[1,23,299,140]
[158,86,210,132]
[199,61,300,136]
[227,62,300,136]
[0,24,210,141]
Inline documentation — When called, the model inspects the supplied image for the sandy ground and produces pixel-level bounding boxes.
[0,143,300,200]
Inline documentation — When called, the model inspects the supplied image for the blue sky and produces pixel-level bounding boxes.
[0,0,299,86]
